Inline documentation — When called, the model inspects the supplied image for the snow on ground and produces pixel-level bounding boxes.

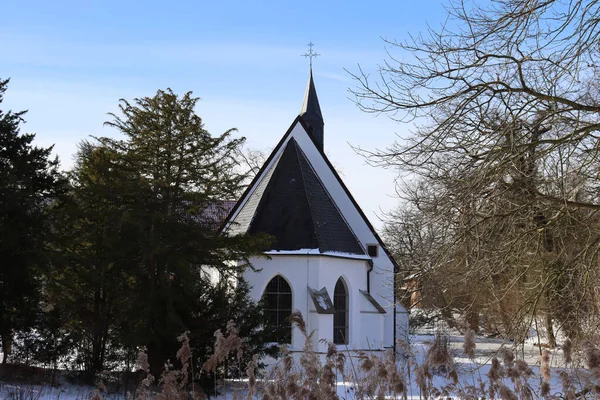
[0,332,590,399]
[0,382,122,400]
[403,332,558,397]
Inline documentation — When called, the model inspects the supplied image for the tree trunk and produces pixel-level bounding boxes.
[89,288,103,381]
[1,330,12,364]
[545,312,556,348]
[147,341,167,378]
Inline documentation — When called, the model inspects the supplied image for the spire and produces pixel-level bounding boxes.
[299,68,325,150]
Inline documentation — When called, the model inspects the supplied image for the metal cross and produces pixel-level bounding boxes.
[302,42,320,69]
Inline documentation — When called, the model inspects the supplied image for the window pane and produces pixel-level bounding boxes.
[333,278,348,345]
[262,276,292,343]
[279,293,292,310]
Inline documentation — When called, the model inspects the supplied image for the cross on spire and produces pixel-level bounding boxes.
[302,42,320,69]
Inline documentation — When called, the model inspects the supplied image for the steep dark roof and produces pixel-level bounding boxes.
[226,152,282,236]
[299,69,324,151]
[247,138,364,254]
[220,116,400,271]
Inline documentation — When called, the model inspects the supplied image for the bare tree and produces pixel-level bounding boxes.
[354,0,600,344]
[235,145,269,188]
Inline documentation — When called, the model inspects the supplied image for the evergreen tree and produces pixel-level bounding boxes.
[47,142,139,379]
[56,88,271,379]
[0,78,64,364]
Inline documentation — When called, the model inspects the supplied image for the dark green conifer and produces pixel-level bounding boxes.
[0,78,64,364]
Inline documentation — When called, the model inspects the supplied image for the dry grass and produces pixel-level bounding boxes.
[6,312,600,399]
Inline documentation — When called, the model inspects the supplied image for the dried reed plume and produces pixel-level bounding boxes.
[499,384,518,400]
[358,351,374,373]
[90,389,103,400]
[385,350,406,395]
[154,334,196,400]
[463,329,476,360]
[280,345,293,374]
[262,311,339,400]
[506,366,519,380]
[225,320,243,363]
[426,332,454,373]
[202,320,243,373]
[415,364,430,398]
[515,359,532,377]
[499,347,514,367]
[133,332,202,400]
[488,357,503,382]
[448,368,459,385]
[137,350,151,376]
[245,355,257,400]
[318,341,338,399]
[202,330,225,373]
[541,350,551,383]
[175,332,192,388]
[128,313,599,400]
[299,330,319,391]
[559,370,572,396]
[289,310,307,336]
[135,350,155,399]
[582,341,600,369]
[335,349,346,373]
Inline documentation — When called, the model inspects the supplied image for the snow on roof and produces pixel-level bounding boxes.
[263,248,372,261]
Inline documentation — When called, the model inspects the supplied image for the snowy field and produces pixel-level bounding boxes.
[0,382,119,400]
[1,330,586,399]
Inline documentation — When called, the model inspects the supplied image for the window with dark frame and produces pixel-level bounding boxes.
[263,275,292,343]
[333,278,349,345]
[367,244,378,257]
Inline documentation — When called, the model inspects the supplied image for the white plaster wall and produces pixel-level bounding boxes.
[370,261,396,348]
[396,307,410,343]
[244,255,309,351]
[227,120,407,351]
[244,254,387,352]
[289,123,399,348]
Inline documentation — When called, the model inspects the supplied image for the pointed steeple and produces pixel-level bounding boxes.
[299,69,324,150]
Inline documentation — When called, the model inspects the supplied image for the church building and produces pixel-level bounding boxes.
[222,68,408,356]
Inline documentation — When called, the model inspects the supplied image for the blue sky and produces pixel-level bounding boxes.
[1,0,448,229]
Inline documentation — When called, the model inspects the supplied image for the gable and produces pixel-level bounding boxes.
[246,138,364,254]
[222,117,398,269]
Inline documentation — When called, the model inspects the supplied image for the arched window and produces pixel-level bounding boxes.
[333,278,349,345]
[263,275,292,343]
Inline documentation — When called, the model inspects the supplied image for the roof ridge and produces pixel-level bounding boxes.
[294,118,400,272]
[292,138,324,253]
[221,117,399,271]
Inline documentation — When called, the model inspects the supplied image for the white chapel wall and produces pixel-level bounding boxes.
[226,120,408,353]
[243,254,387,352]
[289,122,400,348]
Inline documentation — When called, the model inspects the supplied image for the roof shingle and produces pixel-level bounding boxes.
[246,138,364,255]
